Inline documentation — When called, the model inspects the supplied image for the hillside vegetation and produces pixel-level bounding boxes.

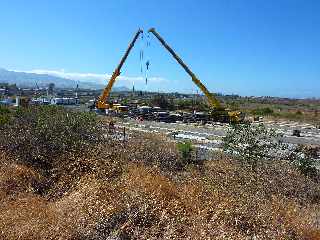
[0,106,319,239]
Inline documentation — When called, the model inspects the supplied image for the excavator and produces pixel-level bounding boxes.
[148,28,245,123]
[94,29,143,113]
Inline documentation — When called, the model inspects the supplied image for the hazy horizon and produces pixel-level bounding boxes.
[0,67,319,99]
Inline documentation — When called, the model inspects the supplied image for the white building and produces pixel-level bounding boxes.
[51,97,80,105]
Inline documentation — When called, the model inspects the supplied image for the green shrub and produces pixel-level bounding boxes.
[0,105,99,171]
[223,123,283,170]
[297,157,317,178]
[289,145,319,180]
[251,107,274,116]
[0,106,12,125]
[223,123,320,181]
[177,141,193,166]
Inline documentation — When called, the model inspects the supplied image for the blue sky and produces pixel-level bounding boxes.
[0,0,319,98]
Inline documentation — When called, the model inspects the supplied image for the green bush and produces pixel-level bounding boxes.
[297,157,317,178]
[223,123,320,181]
[0,105,99,171]
[223,123,283,170]
[289,145,319,180]
[0,105,12,125]
[251,107,274,116]
[177,141,193,166]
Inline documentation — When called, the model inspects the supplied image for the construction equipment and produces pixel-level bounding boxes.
[96,29,143,112]
[148,28,244,123]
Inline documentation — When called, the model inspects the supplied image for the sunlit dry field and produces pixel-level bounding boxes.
[0,106,320,239]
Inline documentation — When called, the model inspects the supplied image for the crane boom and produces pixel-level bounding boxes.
[148,28,223,110]
[97,29,143,109]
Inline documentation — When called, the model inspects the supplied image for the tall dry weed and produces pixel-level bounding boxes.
[0,123,319,239]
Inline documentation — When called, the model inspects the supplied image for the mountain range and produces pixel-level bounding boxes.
[0,68,129,91]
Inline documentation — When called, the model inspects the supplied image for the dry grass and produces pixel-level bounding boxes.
[0,131,320,239]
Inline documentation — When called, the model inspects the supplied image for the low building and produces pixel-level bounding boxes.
[51,97,80,105]
[0,97,13,106]
[0,88,6,96]
[30,98,51,105]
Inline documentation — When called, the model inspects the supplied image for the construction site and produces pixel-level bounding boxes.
[2,28,319,154]
[1,13,320,240]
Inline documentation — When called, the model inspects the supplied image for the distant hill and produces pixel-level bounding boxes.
[113,86,131,92]
[0,68,128,91]
[0,68,74,88]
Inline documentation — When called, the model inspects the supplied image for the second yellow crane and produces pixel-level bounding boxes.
[96,29,143,111]
[148,28,245,123]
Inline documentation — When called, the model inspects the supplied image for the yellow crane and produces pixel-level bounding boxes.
[96,29,143,111]
[148,28,244,123]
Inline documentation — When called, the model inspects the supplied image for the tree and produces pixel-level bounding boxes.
[151,95,174,110]
[48,83,55,95]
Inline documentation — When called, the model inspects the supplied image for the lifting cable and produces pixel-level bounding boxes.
[139,33,144,75]
[136,32,145,93]
[145,32,151,86]
[137,30,151,91]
